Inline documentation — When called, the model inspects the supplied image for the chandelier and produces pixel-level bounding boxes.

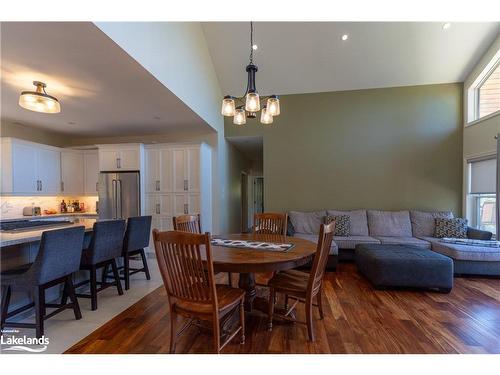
[221,22,280,125]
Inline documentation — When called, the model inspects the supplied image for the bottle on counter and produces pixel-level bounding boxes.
[60,199,67,213]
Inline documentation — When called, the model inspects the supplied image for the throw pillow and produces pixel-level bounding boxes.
[434,218,468,238]
[325,215,350,236]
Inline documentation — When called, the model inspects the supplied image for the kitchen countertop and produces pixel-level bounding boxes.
[0,212,99,222]
[0,218,97,247]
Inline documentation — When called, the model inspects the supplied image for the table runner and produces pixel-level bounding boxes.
[211,238,295,252]
[440,238,500,248]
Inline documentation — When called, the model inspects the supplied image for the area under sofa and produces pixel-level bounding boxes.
[288,209,497,276]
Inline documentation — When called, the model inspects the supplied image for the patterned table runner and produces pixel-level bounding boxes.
[441,238,500,248]
[211,238,295,252]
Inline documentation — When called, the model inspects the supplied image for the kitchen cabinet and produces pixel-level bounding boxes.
[144,143,212,234]
[83,151,99,195]
[98,144,143,171]
[1,138,61,195]
[61,150,84,195]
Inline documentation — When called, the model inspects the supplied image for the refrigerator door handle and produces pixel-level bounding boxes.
[112,179,117,219]
[118,179,123,218]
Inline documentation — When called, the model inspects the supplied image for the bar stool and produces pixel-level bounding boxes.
[105,216,152,290]
[74,220,125,311]
[1,226,86,338]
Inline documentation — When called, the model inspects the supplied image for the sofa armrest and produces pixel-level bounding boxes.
[467,227,493,240]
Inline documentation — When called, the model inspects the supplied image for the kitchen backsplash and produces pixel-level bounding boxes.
[0,196,98,219]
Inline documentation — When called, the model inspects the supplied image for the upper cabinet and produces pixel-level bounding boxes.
[61,150,84,195]
[1,138,61,195]
[83,151,99,195]
[145,147,173,193]
[98,144,143,171]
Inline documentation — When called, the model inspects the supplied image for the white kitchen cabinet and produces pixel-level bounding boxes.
[83,151,99,195]
[61,150,84,195]
[98,144,143,171]
[1,138,61,195]
[144,143,212,232]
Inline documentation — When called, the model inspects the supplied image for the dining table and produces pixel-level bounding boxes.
[208,233,317,312]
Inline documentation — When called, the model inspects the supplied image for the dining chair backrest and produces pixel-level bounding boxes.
[172,214,201,234]
[34,226,86,285]
[87,220,126,264]
[307,222,335,297]
[153,229,217,309]
[123,216,152,253]
[253,212,288,235]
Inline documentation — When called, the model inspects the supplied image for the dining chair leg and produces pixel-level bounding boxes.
[140,249,151,280]
[169,310,177,354]
[101,264,109,285]
[317,288,324,319]
[212,318,221,354]
[239,298,245,344]
[227,272,233,287]
[111,260,124,295]
[1,285,11,330]
[34,286,44,339]
[123,252,130,290]
[61,276,69,306]
[66,275,82,320]
[267,287,275,331]
[305,296,315,342]
[90,266,98,311]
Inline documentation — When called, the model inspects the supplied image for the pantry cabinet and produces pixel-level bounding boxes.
[144,143,212,248]
[98,144,143,171]
[1,138,61,195]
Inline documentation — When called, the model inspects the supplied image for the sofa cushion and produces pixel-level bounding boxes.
[288,210,326,235]
[326,215,350,236]
[293,232,338,255]
[434,218,468,239]
[410,210,454,237]
[431,241,500,261]
[326,209,369,236]
[367,210,412,237]
[373,236,431,249]
[333,235,380,249]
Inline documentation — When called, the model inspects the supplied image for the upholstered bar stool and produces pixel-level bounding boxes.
[74,220,126,310]
[1,226,86,338]
[106,216,152,290]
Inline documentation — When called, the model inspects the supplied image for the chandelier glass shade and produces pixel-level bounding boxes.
[221,22,280,125]
[19,81,61,114]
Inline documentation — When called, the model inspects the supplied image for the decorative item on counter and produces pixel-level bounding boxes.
[80,202,85,212]
[67,200,74,213]
[44,209,58,215]
[60,199,67,213]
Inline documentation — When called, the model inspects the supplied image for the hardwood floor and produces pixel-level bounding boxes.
[65,263,500,354]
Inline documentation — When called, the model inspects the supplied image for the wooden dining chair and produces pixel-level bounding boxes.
[253,212,288,235]
[153,229,245,354]
[267,221,335,342]
[173,214,233,287]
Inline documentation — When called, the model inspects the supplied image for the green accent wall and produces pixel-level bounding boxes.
[225,83,463,215]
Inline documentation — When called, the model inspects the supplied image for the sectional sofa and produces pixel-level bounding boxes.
[288,209,498,276]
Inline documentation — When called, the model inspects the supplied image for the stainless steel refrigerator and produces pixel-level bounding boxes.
[98,171,140,220]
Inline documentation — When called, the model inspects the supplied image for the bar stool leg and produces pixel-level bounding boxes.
[111,260,124,295]
[66,275,82,320]
[34,286,44,339]
[140,249,151,280]
[1,285,12,330]
[124,252,130,290]
[90,266,98,311]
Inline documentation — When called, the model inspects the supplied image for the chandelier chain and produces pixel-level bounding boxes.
[249,21,254,64]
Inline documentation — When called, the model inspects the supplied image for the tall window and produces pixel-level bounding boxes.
[467,49,500,123]
[468,157,496,235]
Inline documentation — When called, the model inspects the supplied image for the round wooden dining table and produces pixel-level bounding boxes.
[209,233,317,312]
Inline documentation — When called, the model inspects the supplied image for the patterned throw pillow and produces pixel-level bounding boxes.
[434,218,468,238]
[325,215,350,236]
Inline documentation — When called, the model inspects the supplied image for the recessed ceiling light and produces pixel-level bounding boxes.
[68,121,76,125]
[341,34,349,41]
[252,44,258,50]
[442,23,451,30]
[153,116,161,120]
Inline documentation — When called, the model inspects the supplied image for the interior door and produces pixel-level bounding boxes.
[38,148,61,194]
[116,172,140,219]
[98,172,118,219]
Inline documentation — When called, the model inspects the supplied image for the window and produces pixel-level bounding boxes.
[467,49,500,123]
[467,157,497,236]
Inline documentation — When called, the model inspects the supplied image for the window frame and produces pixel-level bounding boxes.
[466,49,500,125]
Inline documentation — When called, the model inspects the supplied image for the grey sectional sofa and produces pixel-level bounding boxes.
[288,209,497,276]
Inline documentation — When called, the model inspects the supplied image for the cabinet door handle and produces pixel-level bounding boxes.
[40,180,43,191]
[61,182,64,192]
[156,203,160,215]
[116,158,121,169]
[96,182,99,191]
[36,180,39,191]
[184,203,188,214]
[184,179,188,191]
[156,180,160,191]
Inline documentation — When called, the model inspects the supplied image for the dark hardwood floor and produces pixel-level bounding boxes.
[65,263,500,354]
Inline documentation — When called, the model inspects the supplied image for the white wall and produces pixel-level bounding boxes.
[462,34,500,216]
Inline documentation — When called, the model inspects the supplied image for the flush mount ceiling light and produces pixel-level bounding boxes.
[341,34,349,41]
[221,22,281,125]
[19,81,61,114]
